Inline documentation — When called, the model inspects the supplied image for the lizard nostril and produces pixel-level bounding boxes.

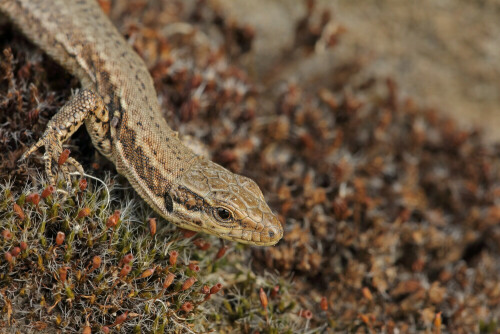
[254,224,282,245]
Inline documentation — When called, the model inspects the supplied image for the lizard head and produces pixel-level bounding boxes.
[166,158,283,246]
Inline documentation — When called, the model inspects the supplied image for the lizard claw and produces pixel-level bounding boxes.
[22,131,83,190]
[19,138,44,162]
[59,164,73,191]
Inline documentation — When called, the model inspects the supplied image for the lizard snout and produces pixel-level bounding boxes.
[258,224,283,245]
[248,213,283,246]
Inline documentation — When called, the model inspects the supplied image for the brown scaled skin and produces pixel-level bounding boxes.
[1,0,283,246]
[168,159,283,246]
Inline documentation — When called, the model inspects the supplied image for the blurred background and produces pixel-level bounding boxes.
[213,0,500,142]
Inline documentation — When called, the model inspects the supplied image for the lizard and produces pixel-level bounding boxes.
[0,0,283,246]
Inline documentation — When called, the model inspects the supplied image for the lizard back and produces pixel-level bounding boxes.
[0,0,197,198]
[0,0,283,246]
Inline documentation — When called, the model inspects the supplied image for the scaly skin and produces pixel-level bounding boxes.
[0,0,283,246]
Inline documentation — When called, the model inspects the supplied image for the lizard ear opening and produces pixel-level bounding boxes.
[164,193,173,213]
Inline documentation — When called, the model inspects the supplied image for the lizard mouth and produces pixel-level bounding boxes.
[222,220,284,246]
[175,213,283,246]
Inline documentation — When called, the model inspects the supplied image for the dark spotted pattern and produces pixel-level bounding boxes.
[120,125,170,197]
[1,0,283,245]
[170,186,205,212]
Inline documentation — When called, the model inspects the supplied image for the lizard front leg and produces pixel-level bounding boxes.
[20,89,107,186]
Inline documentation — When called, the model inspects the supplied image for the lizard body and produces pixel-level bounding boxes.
[0,0,283,246]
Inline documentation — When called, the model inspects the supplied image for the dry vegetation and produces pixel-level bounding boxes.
[1,0,500,333]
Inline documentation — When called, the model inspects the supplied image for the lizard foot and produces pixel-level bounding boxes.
[19,89,103,189]
[20,132,83,189]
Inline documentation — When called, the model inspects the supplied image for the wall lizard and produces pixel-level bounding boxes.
[0,0,283,246]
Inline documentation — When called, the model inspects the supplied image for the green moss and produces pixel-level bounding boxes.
[0,177,314,333]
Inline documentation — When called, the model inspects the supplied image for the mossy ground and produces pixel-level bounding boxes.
[2,0,500,333]
[0,176,308,333]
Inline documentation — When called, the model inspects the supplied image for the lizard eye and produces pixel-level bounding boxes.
[214,207,233,222]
